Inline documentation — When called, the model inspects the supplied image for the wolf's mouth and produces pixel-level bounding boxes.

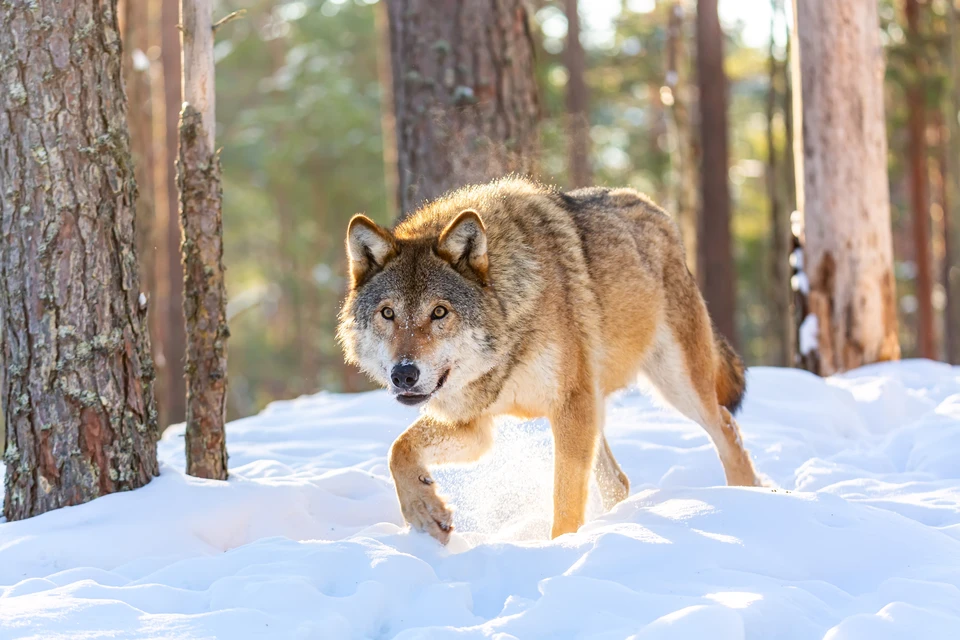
[395,369,449,406]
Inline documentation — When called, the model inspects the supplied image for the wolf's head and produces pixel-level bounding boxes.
[337,210,499,407]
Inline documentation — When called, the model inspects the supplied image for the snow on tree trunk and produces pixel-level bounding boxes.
[564,0,590,188]
[386,0,540,218]
[0,0,159,520]
[178,0,228,480]
[696,0,737,348]
[790,0,901,375]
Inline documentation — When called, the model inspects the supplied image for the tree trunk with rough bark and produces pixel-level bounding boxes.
[790,0,901,375]
[904,0,935,360]
[386,0,540,218]
[664,1,698,277]
[695,0,737,348]
[1,0,160,520]
[564,0,590,188]
[178,0,228,480]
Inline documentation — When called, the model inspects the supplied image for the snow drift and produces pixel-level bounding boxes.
[2,361,960,639]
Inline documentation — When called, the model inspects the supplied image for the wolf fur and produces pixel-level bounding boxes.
[338,177,762,544]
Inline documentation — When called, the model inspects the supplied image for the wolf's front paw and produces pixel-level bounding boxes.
[398,477,454,545]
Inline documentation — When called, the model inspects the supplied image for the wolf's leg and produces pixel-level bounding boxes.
[389,415,493,544]
[593,434,630,511]
[643,331,761,487]
[550,387,601,538]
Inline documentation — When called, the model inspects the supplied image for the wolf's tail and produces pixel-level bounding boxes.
[714,332,746,414]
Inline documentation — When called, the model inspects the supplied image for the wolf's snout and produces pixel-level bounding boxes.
[391,363,420,390]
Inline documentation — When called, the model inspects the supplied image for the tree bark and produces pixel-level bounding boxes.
[904,0,935,360]
[564,0,590,188]
[695,0,737,347]
[158,0,187,427]
[386,0,541,218]
[664,1,698,277]
[791,0,901,375]
[1,0,159,520]
[178,0,228,480]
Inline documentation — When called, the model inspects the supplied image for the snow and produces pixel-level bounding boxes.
[799,313,819,356]
[3,360,960,639]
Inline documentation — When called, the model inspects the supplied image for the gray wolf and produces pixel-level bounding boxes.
[338,177,762,544]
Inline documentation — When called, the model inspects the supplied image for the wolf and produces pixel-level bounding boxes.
[338,177,762,544]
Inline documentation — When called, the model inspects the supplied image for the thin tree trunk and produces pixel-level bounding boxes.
[934,110,955,362]
[791,0,901,375]
[119,0,157,306]
[387,0,541,218]
[696,0,737,347]
[905,0,936,360]
[375,2,400,220]
[179,0,228,480]
[1,0,159,520]
[766,0,790,366]
[147,0,171,426]
[948,0,960,364]
[160,0,187,427]
[664,1,698,276]
[564,0,591,188]
[782,3,798,364]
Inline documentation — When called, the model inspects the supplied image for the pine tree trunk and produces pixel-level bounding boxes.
[948,0,960,364]
[179,0,228,480]
[564,0,590,188]
[160,0,187,427]
[386,0,540,218]
[695,0,737,347]
[766,0,790,366]
[904,0,935,360]
[791,0,901,375]
[375,2,400,221]
[1,0,159,520]
[664,1,698,278]
[119,0,157,300]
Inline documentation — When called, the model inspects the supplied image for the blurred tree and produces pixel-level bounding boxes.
[904,0,936,360]
[696,0,737,348]
[948,0,960,364]
[179,0,229,480]
[119,0,158,326]
[158,0,188,428]
[564,0,591,187]
[664,1,698,276]
[1,0,159,519]
[385,0,541,217]
[791,0,901,375]
[766,0,791,366]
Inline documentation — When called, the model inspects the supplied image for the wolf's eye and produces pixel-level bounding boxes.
[431,305,448,320]
[381,307,394,320]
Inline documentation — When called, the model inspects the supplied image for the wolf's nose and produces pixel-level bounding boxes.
[391,363,420,390]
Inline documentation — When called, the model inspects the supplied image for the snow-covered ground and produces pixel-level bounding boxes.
[2,361,960,639]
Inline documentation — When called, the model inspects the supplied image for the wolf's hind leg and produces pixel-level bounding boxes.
[389,415,494,544]
[642,331,761,487]
[594,435,629,510]
[549,387,601,538]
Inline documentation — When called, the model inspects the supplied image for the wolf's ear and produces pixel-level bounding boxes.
[346,215,395,287]
[437,209,489,284]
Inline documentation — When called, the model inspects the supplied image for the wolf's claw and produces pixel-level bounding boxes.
[398,478,454,544]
